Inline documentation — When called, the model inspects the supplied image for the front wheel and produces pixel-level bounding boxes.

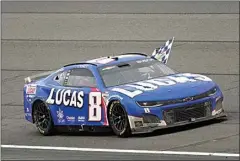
[108,101,131,137]
[33,101,55,136]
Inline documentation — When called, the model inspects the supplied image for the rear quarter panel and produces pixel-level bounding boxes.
[23,82,49,123]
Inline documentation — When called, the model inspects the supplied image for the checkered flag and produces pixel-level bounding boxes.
[151,37,174,64]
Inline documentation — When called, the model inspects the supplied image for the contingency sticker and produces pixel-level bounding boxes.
[26,84,37,95]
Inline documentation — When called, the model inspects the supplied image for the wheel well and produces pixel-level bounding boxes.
[106,99,123,118]
[32,99,44,123]
[107,100,114,112]
[106,100,118,117]
[106,99,131,137]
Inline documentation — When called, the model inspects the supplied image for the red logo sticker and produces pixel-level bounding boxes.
[26,85,37,95]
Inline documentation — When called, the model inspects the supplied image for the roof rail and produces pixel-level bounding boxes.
[63,62,97,67]
[120,53,148,57]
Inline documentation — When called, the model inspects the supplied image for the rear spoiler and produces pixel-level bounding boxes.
[24,70,55,84]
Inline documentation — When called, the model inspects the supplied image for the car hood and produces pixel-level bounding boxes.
[108,73,216,101]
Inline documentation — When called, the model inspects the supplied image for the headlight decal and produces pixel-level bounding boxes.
[206,87,217,96]
[137,101,163,107]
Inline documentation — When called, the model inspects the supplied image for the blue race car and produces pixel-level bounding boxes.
[23,38,226,137]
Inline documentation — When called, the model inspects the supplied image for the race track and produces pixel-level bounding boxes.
[1,1,239,160]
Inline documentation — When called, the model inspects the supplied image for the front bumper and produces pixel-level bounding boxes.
[130,109,227,134]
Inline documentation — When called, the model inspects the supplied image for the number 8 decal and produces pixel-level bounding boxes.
[88,92,102,121]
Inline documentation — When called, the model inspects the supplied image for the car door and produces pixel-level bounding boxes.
[48,67,104,126]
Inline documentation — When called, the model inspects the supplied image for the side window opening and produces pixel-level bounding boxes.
[54,71,67,85]
[65,68,97,88]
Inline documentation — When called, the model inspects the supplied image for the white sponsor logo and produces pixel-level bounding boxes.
[46,88,84,108]
[136,59,154,63]
[112,73,212,98]
[102,66,116,71]
[78,116,85,122]
[66,116,75,122]
[57,108,65,123]
[144,108,150,113]
[66,116,75,120]
[27,95,35,98]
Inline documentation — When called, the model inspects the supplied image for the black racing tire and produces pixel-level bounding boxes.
[108,101,131,137]
[33,101,55,136]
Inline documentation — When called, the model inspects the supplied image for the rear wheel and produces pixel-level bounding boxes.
[108,101,131,137]
[33,101,55,136]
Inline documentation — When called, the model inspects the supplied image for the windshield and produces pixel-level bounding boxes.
[99,58,176,87]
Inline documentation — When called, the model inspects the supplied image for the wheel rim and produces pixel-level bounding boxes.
[111,104,127,132]
[34,103,51,131]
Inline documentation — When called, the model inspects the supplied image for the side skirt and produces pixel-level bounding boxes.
[55,125,112,133]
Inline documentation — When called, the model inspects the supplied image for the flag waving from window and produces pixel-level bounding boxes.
[151,37,175,64]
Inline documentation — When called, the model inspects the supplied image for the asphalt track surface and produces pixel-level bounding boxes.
[1,1,239,160]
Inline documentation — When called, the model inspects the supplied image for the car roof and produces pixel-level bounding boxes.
[63,53,149,68]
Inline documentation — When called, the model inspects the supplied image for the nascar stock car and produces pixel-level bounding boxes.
[23,37,226,137]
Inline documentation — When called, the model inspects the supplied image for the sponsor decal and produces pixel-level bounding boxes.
[56,108,65,123]
[102,66,116,71]
[25,113,32,117]
[26,95,35,103]
[66,116,76,122]
[144,108,150,113]
[77,116,85,122]
[112,73,212,98]
[27,98,32,103]
[26,95,35,98]
[46,88,84,108]
[136,59,154,63]
[26,108,29,112]
[183,97,193,102]
[26,84,37,95]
